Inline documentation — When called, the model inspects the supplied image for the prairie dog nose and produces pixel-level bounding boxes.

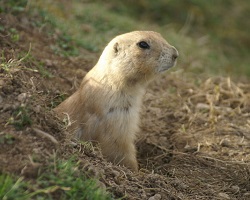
[171,47,179,61]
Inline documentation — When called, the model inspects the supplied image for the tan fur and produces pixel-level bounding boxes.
[54,31,178,171]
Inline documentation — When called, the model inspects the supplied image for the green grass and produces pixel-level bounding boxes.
[9,28,20,42]
[27,0,249,78]
[0,0,27,14]
[0,43,34,75]
[37,64,54,78]
[8,105,32,130]
[0,133,15,145]
[2,0,249,77]
[34,158,112,200]
[50,93,67,109]
[0,158,112,200]
[0,174,28,200]
[31,0,145,52]
[29,1,209,74]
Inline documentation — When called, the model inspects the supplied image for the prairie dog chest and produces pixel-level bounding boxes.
[107,91,140,118]
[103,90,143,134]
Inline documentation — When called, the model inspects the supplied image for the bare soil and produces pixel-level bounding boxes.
[1,12,250,200]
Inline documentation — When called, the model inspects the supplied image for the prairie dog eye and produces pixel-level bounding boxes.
[137,41,150,49]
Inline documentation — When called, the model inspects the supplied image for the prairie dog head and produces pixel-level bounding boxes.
[96,31,178,86]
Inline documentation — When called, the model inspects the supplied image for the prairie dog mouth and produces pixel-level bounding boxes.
[158,62,176,72]
[157,47,178,73]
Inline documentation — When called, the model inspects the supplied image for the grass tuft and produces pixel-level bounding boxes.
[0,174,28,200]
[1,44,33,75]
[8,105,32,130]
[0,133,15,145]
[0,158,112,200]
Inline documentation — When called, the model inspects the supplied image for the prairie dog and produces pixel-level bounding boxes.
[54,31,178,171]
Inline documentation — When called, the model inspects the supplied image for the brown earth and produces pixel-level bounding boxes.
[0,10,250,200]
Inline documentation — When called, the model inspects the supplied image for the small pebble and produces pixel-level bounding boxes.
[231,185,239,193]
[220,139,231,147]
[3,104,12,111]
[218,192,230,199]
[171,179,188,190]
[148,194,161,200]
[17,93,27,102]
[33,105,41,113]
[244,192,250,197]
[44,59,53,67]
[188,88,194,94]
[111,170,120,177]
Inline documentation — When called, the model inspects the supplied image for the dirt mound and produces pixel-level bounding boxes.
[1,11,250,200]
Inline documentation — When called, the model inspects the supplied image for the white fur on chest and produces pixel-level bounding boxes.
[77,87,143,142]
[106,98,140,137]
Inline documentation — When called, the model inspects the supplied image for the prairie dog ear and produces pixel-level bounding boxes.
[113,42,120,54]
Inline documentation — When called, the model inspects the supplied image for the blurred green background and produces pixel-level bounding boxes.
[2,0,250,77]
[94,0,250,77]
